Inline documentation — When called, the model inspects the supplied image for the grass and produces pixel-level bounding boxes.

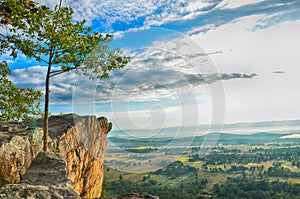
[204,173,239,191]
[269,177,300,184]
[176,156,189,163]
[246,162,260,167]
[250,145,269,149]
[280,160,300,172]
[189,161,204,169]
[137,146,150,150]
[104,166,145,182]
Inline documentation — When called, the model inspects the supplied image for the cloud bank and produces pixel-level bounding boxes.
[9,66,257,104]
[34,0,300,34]
[280,134,300,139]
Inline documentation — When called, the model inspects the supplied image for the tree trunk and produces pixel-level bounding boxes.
[43,63,52,151]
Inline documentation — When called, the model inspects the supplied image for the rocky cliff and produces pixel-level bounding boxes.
[0,151,80,199]
[0,122,43,187]
[0,152,159,199]
[0,114,112,198]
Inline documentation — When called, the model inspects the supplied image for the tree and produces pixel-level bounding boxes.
[0,0,129,151]
[119,174,123,181]
[0,61,42,121]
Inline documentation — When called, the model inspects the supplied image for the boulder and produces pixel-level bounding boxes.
[0,122,43,187]
[0,114,112,198]
[0,151,80,199]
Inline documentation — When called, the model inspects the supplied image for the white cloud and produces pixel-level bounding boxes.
[101,106,183,130]
[34,0,59,8]
[8,26,257,131]
[252,7,300,31]
[9,66,81,102]
[190,15,300,123]
[218,0,265,9]
[33,0,300,39]
[9,66,46,85]
[35,0,220,31]
[280,134,300,139]
[9,1,300,127]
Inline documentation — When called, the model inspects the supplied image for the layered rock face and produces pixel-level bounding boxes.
[0,114,112,198]
[0,151,80,199]
[0,122,43,187]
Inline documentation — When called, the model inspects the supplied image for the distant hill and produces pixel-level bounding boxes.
[110,119,300,138]
[220,120,300,129]
[108,132,300,149]
[192,132,294,146]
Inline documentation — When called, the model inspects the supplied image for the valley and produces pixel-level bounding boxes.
[102,132,300,198]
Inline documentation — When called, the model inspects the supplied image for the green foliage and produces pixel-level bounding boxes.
[200,146,300,166]
[1,0,129,151]
[53,147,59,153]
[0,0,129,78]
[153,161,198,178]
[0,61,42,121]
[100,177,111,197]
[213,177,300,199]
[267,164,300,178]
[104,135,300,198]
[119,174,123,181]
[104,177,208,199]
[100,189,110,198]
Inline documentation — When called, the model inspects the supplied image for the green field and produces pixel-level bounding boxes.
[102,133,300,198]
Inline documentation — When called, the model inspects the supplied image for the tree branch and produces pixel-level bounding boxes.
[49,64,84,77]
[50,66,75,77]
[32,54,49,64]
[49,70,67,77]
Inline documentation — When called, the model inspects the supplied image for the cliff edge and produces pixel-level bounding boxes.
[0,114,111,198]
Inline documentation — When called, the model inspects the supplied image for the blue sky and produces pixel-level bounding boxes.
[2,0,300,133]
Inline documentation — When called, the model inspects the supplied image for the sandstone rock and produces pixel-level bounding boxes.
[0,122,43,187]
[0,151,80,199]
[0,114,112,199]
